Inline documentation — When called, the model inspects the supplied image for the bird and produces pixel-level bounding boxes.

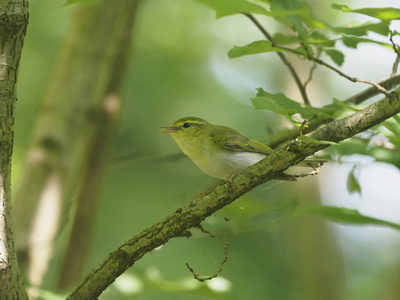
[161,117,324,179]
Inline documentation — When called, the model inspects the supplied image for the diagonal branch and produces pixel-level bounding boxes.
[67,88,400,300]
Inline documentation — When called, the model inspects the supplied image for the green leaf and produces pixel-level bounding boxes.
[228,40,298,59]
[194,0,270,18]
[327,138,369,156]
[307,31,337,47]
[297,135,338,145]
[318,103,342,117]
[272,33,300,45]
[330,20,391,37]
[369,146,400,169]
[267,0,308,36]
[253,88,335,120]
[298,205,400,231]
[273,32,336,48]
[347,167,362,194]
[342,36,392,49]
[332,98,359,112]
[251,96,292,119]
[332,4,400,21]
[324,49,345,66]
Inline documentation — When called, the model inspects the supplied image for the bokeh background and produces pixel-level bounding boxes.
[13,0,400,299]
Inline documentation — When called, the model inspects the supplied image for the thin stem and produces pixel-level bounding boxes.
[390,31,400,75]
[266,43,390,97]
[244,13,311,105]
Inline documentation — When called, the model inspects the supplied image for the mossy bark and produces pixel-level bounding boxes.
[0,0,29,299]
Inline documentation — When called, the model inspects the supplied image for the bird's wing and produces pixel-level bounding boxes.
[211,126,274,155]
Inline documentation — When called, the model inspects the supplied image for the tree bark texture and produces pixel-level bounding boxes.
[11,0,140,290]
[0,0,29,299]
[67,89,400,299]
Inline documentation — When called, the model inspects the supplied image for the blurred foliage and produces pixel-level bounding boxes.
[13,0,400,299]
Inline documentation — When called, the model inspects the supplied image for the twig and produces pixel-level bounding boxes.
[303,54,390,97]
[345,73,400,104]
[304,60,318,89]
[244,13,311,105]
[390,31,400,75]
[185,225,229,282]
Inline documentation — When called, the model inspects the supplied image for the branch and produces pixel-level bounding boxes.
[67,89,400,300]
[244,14,311,105]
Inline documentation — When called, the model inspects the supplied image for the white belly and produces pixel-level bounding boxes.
[194,151,267,179]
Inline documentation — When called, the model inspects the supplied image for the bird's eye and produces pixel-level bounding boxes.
[183,122,190,128]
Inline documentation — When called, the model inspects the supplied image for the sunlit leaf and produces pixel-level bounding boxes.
[324,49,345,66]
[332,4,400,21]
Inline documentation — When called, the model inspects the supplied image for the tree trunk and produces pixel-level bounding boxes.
[0,0,29,299]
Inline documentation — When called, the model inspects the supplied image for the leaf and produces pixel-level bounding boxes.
[228,40,298,59]
[330,20,391,37]
[332,4,400,21]
[267,0,308,36]
[273,32,336,48]
[332,98,359,112]
[272,33,300,45]
[194,0,271,18]
[253,88,335,120]
[342,36,393,49]
[324,49,345,66]
[369,146,400,169]
[347,167,362,194]
[251,96,292,119]
[297,135,338,145]
[298,205,400,231]
[327,138,369,156]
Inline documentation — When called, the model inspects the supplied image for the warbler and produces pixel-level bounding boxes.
[161,117,323,179]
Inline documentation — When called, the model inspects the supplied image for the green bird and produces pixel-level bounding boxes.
[161,117,324,179]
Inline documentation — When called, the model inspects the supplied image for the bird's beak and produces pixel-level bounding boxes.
[160,126,179,133]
